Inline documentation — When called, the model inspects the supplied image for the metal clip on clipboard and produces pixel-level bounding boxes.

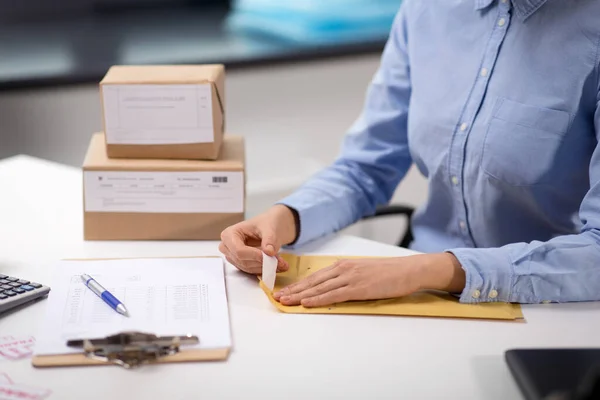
[66,331,200,369]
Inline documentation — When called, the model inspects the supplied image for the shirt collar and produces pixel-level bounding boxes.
[474,0,549,20]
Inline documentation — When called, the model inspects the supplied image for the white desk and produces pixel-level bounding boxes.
[1,155,599,400]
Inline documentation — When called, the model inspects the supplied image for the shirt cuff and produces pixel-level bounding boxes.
[276,191,331,248]
[285,205,301,246]
[446,247,516,304]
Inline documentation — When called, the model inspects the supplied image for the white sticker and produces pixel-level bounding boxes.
[0,381,52,400]
[262,252,278,292]
[84,171,244,213]
[0,373,12,384]
[102,84,215,145]
[0,335,35,361]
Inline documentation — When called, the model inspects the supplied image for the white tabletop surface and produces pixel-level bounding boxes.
[1,155,600,400]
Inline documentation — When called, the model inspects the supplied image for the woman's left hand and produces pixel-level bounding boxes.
[273,253,466,308]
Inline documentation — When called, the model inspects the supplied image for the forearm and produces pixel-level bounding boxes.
[278,159,399,246]
[410,253,467,294]
[277,6,414,247]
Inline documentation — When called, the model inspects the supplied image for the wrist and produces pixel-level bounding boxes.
[412,253,466,293]
[269,205,299,245]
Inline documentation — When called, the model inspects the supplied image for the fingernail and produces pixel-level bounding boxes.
[280,296,290,302]
[265,245,275,255]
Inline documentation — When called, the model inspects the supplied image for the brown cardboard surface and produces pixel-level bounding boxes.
[259,254,524,321]
[84,212,243,241]
[84,133,244,172]
[100,65,226,160]
[100,65,224,85]
[83,133,245,241]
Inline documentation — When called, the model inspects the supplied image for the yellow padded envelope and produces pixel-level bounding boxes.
[259,254,524,321]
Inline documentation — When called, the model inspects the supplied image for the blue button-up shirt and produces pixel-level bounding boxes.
[278,0,600,304]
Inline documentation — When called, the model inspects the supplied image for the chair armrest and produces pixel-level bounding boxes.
[361,204,415,248]
[364,204,415,219]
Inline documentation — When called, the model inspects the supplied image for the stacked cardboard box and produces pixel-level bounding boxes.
[83,65,245,240]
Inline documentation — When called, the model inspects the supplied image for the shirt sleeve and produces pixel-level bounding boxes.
[449,82,600,304]
[277,4,414,247]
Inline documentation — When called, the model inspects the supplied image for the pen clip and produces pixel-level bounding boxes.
[66,331,199,369]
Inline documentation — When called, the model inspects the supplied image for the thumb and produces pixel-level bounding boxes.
[260,228,280,257]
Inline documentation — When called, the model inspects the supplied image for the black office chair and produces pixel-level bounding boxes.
[361,204,415,248]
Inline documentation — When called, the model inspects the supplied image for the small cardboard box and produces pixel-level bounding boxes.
[83,133,245,240]
[100,65,225,160]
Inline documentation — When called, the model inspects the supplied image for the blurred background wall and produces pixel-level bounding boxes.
[0,0,428,245]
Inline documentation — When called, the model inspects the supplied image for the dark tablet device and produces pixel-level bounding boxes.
[505,348,600,400]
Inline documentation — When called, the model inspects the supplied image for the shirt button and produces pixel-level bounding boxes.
[489,290,498,299]
[480,68,489,77]
[460,122,468,131]
[459,220,466,230]
[451,176,459,185]
[498,18,506,27]
[472,290,481,299]
[501,0,507,3]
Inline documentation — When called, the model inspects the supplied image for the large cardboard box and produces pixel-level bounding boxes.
[100,65,225,160]
[83,133,245,240]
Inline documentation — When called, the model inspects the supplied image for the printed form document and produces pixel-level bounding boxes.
[34,258,232,356]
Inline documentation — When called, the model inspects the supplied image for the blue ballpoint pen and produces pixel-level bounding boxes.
[80,274,129,317]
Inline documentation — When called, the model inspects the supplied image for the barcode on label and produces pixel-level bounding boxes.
[213,176,228,183]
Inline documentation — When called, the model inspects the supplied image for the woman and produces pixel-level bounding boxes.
[220,0,600,307]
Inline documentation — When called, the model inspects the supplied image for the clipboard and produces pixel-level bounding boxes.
[32,332,230,369]
[32,257,232,369]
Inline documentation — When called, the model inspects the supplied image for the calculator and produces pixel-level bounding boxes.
[0,274,50,315]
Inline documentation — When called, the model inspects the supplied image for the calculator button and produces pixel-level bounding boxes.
[0,279,9,284]
[9,282,21,288]
[0,294,7,299]
[29,283,42,289]
[20,285,34,291]
[0,274,7,279]
[0,285,11,290]
[6,277,18,282]
[4,291,16,296]
[17,279,30,285]
[13,288,25,294]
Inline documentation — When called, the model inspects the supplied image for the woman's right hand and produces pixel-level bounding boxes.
[219,205,298,274]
